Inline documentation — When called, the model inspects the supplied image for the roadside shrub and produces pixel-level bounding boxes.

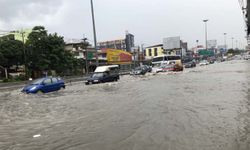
[2,78,10,82]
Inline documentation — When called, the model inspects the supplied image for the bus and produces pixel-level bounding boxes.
[152,55,182,66]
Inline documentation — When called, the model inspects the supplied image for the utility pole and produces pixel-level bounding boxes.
[140,44,144,64]
[203,19,209,51]
[224,33,227,51]
[133,48,136,69]
[82,37,89,74]
[0,66,8,79]
[231,37,233,49]
[20,30,28,79]
[90,0,99,66]
[236,40,238,49]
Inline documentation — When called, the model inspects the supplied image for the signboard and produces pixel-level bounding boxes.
[207,40,217,49]
[198,49,215,57]
[107,49,132,64]
[163,36,181,50]
[87,52,94,60]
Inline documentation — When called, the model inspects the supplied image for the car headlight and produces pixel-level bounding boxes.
[30,86,37,91]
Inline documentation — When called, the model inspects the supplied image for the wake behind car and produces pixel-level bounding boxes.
[86,65,120,85]
[22,77,65,94]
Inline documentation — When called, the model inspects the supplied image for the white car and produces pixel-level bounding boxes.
[199,60,209,66]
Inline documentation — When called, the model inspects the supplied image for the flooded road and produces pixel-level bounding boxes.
[1,60,250,150]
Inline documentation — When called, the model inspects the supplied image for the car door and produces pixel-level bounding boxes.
[51,78,60,91]
[102,72,110,82]
[42,78,53,93]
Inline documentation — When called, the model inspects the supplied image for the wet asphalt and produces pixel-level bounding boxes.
[0,60,250,150]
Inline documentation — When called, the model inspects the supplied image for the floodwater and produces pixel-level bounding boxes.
[1,60,250,150]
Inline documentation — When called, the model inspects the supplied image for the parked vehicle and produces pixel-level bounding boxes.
[85,65,120,85]
[22,77,65,94]
[199,60,209,66]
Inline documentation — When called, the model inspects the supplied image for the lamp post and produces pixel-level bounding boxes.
[203,19,209,50]
[90,0,99,66]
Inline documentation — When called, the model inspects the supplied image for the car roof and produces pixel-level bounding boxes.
[37,77,59,80]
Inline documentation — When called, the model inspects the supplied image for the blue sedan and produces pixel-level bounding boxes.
[22,77,65,94]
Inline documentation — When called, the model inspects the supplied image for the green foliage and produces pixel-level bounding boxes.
[0,39,24,68]
[0,25,79,78]
[227,49,241,55]
[26,26,77,77]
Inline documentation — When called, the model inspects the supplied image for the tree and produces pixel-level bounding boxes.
[26,26,77,77]
[0,39,24,69]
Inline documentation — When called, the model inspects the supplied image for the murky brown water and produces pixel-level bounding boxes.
[0,60,250,150]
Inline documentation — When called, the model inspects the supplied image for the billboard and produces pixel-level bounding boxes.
[163,36,181,50]
[207,40,217,49]
[107,49,132,64]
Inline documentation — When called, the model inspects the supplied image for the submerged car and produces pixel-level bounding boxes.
[184,60,196,68]
[22,77,65,94]
[86,65,120,85]
[86,72,119,84]
[130,66,148,75]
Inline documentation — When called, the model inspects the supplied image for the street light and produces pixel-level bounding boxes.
[203,19,209,51]
[196,40,199,48]
[90,0,99,66]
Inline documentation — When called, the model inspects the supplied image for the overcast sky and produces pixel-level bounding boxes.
[0,0,247,48]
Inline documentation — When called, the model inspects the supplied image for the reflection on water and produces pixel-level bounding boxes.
[0,60,250,150]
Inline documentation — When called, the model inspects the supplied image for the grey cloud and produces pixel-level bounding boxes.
[0,0,63,22]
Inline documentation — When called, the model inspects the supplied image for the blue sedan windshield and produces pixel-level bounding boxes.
[31,78,44,85]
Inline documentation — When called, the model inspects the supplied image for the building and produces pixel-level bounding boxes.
[65,39,103,61]
[98,39,126,50]
[97,32,135,52]
[125,32,134,52]
[145,44,164,60]
[0,29,32,43]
